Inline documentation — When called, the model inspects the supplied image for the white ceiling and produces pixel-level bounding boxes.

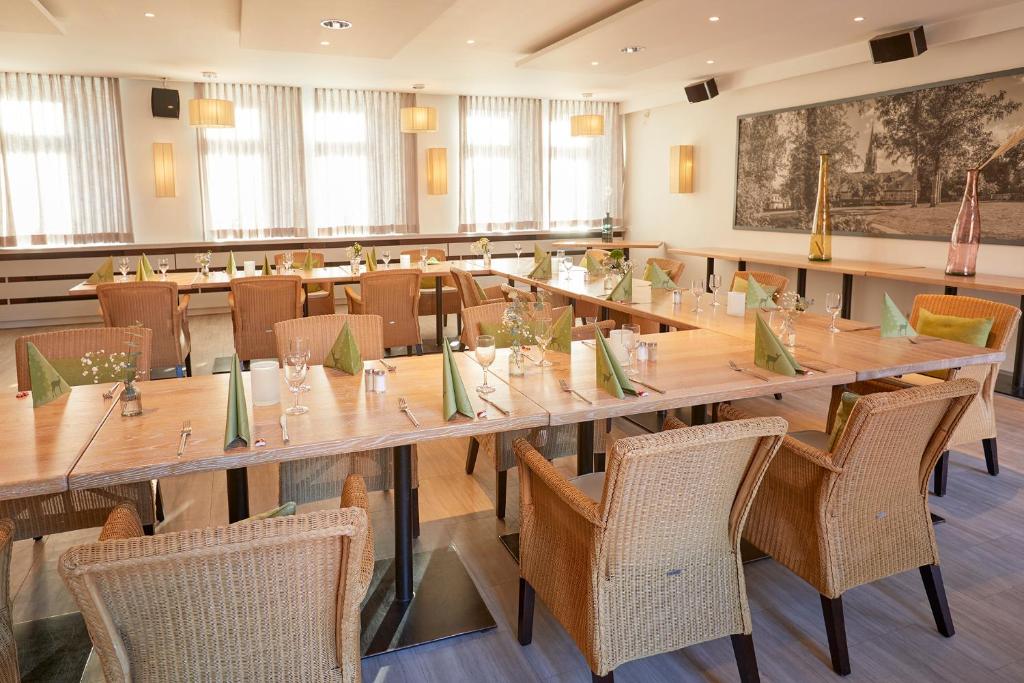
[1,0,1023,112]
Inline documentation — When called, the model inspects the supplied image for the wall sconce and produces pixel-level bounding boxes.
[153,142,176,198]
[400,106,438,133]
[188,98,235,128]
[570,114,605,137]
[669,145,694,193]
[426,147,448,195]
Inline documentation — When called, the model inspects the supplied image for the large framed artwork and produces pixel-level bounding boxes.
[734,67,1024,244]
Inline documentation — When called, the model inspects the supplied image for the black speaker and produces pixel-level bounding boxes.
[870,26,927,64]
[685,77,718,103]
[151,87,180,118]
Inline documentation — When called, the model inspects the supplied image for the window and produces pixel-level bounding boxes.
[0,73,132,246]
[197,83,306,240]
[459,96,542,232]
[310,89,417,235]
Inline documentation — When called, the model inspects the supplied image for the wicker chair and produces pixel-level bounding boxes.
[97,281,191,377]
[500,283,536,302]
[730,270,789,294]
[275,252,335,316]
[59,476,372,683]
[343,270,423,354]
[514,418,788,682]
[14,327,153,391]
[0,519,17,683]
[229,276,304,362]
[646,257,686,285]
[721,378,979,676]
[400,248,459,319]
[450,267,505,308]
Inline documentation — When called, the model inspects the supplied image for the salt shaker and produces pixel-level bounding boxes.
[373,369,387,393]
[636,341,649,362]
[672,289,682,306]
[364,368,375,392]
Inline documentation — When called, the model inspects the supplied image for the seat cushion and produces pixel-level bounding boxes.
[569,472,605,504]
[791,430,830,451]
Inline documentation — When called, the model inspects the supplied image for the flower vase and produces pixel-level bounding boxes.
[509,342,526,376]
[945,169,981,276]
[350,258,361,275]
[483,253,492,268]
[808,153,832,261]
[120,383,143,417]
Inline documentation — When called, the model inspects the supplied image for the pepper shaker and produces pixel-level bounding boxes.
[364,368,375,393]
[672,289,682,306]
[636,341,649,362]
[373,369,387,393]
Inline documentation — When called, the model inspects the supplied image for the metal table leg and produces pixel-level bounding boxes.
[796,268,807,297]
[576,420,595,476]
[435,277,444,347]
[226,468,249,523]
[945,285,958,295]
[1013,295,1024,398]
[841,274,853,319]
[393,444,413,602]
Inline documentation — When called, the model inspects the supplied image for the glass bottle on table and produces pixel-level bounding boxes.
[476,335,496,394]
[945,169,981,276]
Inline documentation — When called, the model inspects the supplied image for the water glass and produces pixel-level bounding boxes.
[708,274,722,307]
[282,251,294,273]
[556,250,567,278]
[382,249,391,269]
[532,311,554,367]
[476,335,496,394]
[118,256,130,281]
[825,292,842,333]
[690,277,705,313]
[420,248,428,266]
[284,354,309,415]
[157,258,169,280]
[514,242,522,267]
[288,337,311,390]
[622,323,641,376]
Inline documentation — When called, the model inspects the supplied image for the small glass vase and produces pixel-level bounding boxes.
[120,384,143,417]
[350,257,361,275]
[509,342,526,376]
[604,274,615,292]
[483,253,492,267]
[945,169,981,276]
[808,153,832,262]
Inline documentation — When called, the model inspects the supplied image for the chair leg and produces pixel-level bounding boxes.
[184,353,193,377]
[406,345,412,356]
[415,344,424,356]
[932,451,949,496]
[154,481,165,522]
[33,536,43,542]
[820,594,851,676]
[982,438,998,476]
[142,524,155,536]
[496,470,508,519]
[517,577,535,645]
[731,633,761,683]
[411,487,420,539]
[773,393,783,401]
[592,672,614,682]
[920,564,955,637]
[465,438,479,474]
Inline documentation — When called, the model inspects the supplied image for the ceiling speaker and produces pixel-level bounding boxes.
[685,78,718,103]
[151,87,180,119]
[870,26,927,64]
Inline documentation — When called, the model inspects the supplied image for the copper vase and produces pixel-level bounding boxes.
[808,153,832,261]
[945,169,981,276]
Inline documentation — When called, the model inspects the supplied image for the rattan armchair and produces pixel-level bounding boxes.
[730,270,789,293]
[400,248,460,319]
[0,519,17,683]
[59,475,372,683]
[450,267,505,308]
[721,378,979,676]
[229,275,304,362]
[343,270,423,354]
[514,418,788,682]
[98,281,191,377]
[15,327,153,391]
[276,251,335,316]
[646,257,686,285]
[500,283,536,302]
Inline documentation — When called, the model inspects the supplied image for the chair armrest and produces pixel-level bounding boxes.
[663,416,688,431]
[513,438,602,527]
[98,503,145,541]
[343,286,362,314]
[177,293,191,315]
[571,319,615,341]
[227,291,236,311]
[482,284,505,300]
[340,475,374,592]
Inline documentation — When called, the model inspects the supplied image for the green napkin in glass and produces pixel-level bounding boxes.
[366,247,377,272]
[136,254,155,282]
[226,251,238,276]
[325,322,362,374]
[745,276,777,309]
[27,342,71,408]
[581,252,604,276]
[442,337,474,421]
[881,293,918,338]
[547,306,573,353]
[754,314,803,376]
[528,253,552,279]
[224,353,251,450]
[594,328,638,399]
[262,254,274,276]
[302,249,316,273]
[86,257,115,284]
[607,274,632,302]
[643,262,677,290]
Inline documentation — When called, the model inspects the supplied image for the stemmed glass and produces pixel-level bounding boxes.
[531,308,553,367]
[514,242,522,268]
[563,255,574,278]
[556,250,567,278]
[284,354,309,415]
[476,335,496,394]
[708,274,722,307]
[381,249,391,269]
[622,323,641,376]
[690,277,705,313]
[825,292,842,333]
[419,248,428,266]
[118,257,130,282]
[288,337,311,391]
[282,251,294,273]
[157,258,169,280]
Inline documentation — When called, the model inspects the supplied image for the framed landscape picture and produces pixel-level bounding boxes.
[734,67,1024,244]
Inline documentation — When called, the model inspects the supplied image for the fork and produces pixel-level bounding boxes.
[728,360,771,382]
[378,358,397,372]
[177,420,192,457]
[559,378,594,405]
[398,397,420,427]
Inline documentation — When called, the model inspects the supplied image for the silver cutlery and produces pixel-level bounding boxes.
[379,358,397,372]
[728,360,771,382]
[907,335,940,344]
[476,393,510,415]
[177,419,192,457]
[797,361,829,373]
[559,378,594,405]
[279,414,289,444]
[102,382,120,399]
[629,377,666,394]
[398,397,420,427]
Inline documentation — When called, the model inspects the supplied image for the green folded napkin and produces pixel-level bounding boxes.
[607,274,632,302]
[224,354,251,450]
[594,328,638,399]
[528,253,552,279]
[302,249,316,273]
[86,257,115,284]
[745,276,777,309]
[644,262,677,290]
[533,244,546,264]
[442,337,474,421]
[27,342,71,408]
[881,293,917,338]
[581,252,604,276]
[135,254,155,281]
[325,322,362,374]
[226,251,238,276]
[754,314,802,376]
[547,306,573,354]
[366,247,377,272]
[472,278,488,301]
[262,254,274,276]
[827,391,861,451]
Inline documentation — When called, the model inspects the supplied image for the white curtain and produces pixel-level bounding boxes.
[197,82,306,240]
[459,95,542,232]
[0,73,132,246]
[310,89,417,235]
[548,99,623,229]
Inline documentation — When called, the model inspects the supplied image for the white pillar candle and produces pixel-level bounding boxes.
[632,279,652,304]
[250,360,281,406]
[399,254,412,268]
[727,291,746,317]
[243,260,256,277]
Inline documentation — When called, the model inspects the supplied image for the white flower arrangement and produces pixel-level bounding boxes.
[470,237,492,257]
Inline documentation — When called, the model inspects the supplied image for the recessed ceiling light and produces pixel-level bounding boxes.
[591,61,599,66]
[709,16,720,22]
[320,40,330,46]
[320,19,352,30]
[854,16,865,22]
[466,39,476,45]
[620,46,645,54]
[144,12,155,18]
[706,59,715,64]
[412,83,425,90]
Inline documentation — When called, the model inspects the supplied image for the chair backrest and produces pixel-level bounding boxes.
[0,519,16,683]
[731,270,789,293]
[910,294,1020,352]
[15,327,154,391]
[583,248,610,263]
[500,284,536,302]
[98,281,182,369]
[59,509,370,683]
[357,270,422,348]
[273,314,385,365]
[229,276,304,361]
[646,257,686,285]
[450,267,487,308]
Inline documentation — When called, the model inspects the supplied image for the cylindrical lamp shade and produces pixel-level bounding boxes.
[426,147,448,195]
[570,114,604,137]
[400,106,438,133]
[152,143,176,198]
[188,98,235,128]
[669,145,694,193]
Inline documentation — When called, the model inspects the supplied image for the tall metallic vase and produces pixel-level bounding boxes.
[945,169,981,276]
[808,153,832,261]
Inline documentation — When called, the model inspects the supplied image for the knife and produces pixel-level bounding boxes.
[630,377,666,394]
[477,394,511,415]
[279,414,290,444]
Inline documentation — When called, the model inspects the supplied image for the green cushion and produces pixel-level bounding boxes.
[48,354,131,387]
[478,322,536,349]
[916,308,993,348]
[241,501,297,523]
[827,391,860,452]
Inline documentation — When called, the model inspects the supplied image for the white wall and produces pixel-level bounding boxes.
[415,94,460,233]
[624,28,1024,371]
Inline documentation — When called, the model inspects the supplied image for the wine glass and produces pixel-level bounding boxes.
[708,274,722,307]
[118,257,130,281]
[288,337,311,390]
[282,251,294,273]
[531,308,553,367]
[157,257,169,280]
[690,277,705,313]
[419,248,428,266]
[514,242,522,268]
[476,335,496,394]
[284,354,309,415]
[825,292,842,333]
[555,250,566,278]
[381,249,391,269]
[622,323,641,376]
[563,255,574,278]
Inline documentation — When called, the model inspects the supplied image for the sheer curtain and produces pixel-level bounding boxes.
[0,73,132,246]
[310,89,417,235]
[548,99,623,229]
[459,95,542,232]
[197,82,306,240]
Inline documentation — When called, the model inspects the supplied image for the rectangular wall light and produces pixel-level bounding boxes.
[153,142,176,198]
[669,145,694,193]
[426,147,448,195]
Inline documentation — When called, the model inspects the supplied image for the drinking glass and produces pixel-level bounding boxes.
[284,354,309,415]
[288,337,311,390]
[282,251,294,273]
[382,249,391,269]
[531,309,553,367]
[622,323,641,376]
[825,292,842,333]
[690,277,705,313]
[118,257,130,281]
[708,273,722,307]
[556,250,567,278]
[420,248,428,266]
[563,255,574,277]
[157,258,169,280]
[514,242,522,267]
[476,335,496,394]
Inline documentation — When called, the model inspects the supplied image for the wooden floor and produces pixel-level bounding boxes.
[4,312,1024,682]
